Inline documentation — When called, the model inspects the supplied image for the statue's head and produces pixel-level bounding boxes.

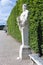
[22,4,27,11]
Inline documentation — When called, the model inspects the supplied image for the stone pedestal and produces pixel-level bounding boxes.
[19,45,31,59]
[17,26,31,60]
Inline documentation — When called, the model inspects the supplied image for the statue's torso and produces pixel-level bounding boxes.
[18,10,29,30]
[20,10,29,23]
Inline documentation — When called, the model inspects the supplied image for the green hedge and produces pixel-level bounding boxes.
[7,0,43,53]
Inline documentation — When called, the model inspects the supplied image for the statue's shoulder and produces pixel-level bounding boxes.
[20,10,29,16]
[26,10,29,13]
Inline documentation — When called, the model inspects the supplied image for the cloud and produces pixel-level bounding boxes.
[0,5,12,21]
[0,0,16,25]
[1,0,13,6]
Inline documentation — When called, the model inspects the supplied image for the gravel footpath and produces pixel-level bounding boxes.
[0,30,32,65]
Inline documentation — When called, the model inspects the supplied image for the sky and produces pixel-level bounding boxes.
[0,0,16,25]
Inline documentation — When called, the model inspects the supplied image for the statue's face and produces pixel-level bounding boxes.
[22,4,27,11]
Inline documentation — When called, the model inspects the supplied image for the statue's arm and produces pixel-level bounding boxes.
[24,12,29,22]
[17,17,19,22]
[22,12,29,25]
[17,16,20,26]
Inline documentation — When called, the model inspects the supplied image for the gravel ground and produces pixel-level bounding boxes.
[0,30,32,65]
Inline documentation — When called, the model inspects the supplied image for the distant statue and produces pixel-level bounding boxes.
[17,4,31,59]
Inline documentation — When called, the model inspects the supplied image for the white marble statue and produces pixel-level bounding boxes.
[17,4,31,59]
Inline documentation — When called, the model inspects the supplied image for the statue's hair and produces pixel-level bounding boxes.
[23,4,27,7]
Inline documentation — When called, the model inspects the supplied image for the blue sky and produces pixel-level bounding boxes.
[0,0,16,25]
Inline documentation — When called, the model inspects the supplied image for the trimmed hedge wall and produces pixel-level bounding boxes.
[7,0,43,53]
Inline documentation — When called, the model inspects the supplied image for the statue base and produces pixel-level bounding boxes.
[17,45,32,60]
